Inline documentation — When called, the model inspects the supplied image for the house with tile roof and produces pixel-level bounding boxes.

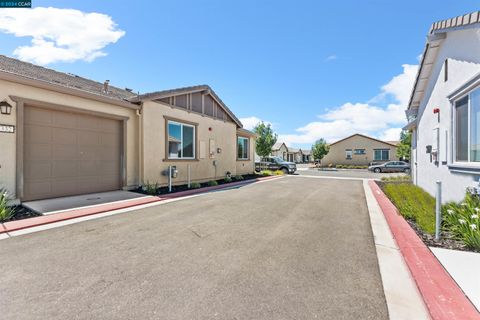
[404,11,480,202]
[0,55,255,202]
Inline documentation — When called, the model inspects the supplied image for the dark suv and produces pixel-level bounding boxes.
[255,156,297,174]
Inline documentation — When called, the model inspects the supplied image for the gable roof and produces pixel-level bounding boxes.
[272,142,287,150]
[329,133,398,147]
[408,11,480,109]
[130,84,243,128]
[0,55,136,103]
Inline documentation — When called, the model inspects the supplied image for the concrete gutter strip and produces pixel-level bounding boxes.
[369,180,480,320]
[363,180,430,319]
[0,176,282,234]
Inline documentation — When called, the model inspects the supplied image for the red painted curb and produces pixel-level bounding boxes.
[0,175,281,234]
[369,180,479,320]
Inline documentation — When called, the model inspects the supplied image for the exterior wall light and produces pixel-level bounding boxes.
[0,101,13,115]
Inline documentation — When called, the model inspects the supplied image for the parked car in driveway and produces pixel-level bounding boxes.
[368,161,410,173]
[255,156,297,174]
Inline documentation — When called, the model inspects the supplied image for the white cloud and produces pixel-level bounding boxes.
[325,54,337,62]
[278,64,418,146]
[0,7,125,65]
[379,128,402,141]
[239,116,272,130]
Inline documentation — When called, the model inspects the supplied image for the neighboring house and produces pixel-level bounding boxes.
[0,55,255,202]
[405,11,480,202]
[301,149,312,163]
[321,134,399,166]
[270,142,307,163]
[271,142,288,160]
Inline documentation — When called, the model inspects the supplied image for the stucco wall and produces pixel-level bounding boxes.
[271,144,288,159]
[0,78,139,201]
[141,101,253,186]
[412,28,480,202]
[322,135,398,166]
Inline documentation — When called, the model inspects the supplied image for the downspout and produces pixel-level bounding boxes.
[136,102,144,186]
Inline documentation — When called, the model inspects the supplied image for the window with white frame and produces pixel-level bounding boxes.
[345,149,352,159]
[454,88,480,162]
[374,149,389,161]
[167,120,195,159]
[354,149,366,155]
[237,136,249,160]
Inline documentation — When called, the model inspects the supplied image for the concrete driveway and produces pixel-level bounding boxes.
[0,177,388,319]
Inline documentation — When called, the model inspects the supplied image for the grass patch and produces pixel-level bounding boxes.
[381,182,436,234]
[380,175,411,182]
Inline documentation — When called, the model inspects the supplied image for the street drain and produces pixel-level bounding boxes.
[86,197,101,201]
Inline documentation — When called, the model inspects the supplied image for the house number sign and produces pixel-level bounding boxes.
[0,124,15,133]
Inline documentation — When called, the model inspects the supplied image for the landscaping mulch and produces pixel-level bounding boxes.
[135,174,260,196]
[405,219,470,252]
[2,205,41,223]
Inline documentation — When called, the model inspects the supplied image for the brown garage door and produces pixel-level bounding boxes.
[23,106,122,201]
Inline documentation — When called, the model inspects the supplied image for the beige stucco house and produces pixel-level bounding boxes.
[0,55,255,202]
[321,134,399,166]
[270,142,310,163]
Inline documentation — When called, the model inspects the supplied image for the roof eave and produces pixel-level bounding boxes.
[0,70,140,110]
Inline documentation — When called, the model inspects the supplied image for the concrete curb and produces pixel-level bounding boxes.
[1,175,281,234]
[369,180,479,320]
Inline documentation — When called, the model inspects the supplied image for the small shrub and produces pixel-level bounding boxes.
[381,175,411,182]
[443,192,480,250]
[207,180,218,186]
[233,175,244,181]
[143,181,159,195]
[273,170,284,175]
[189,182,201,189]
[0,189,14,222]
[382,182,436,234]
[224,176,233,183]
[260,170,273,176]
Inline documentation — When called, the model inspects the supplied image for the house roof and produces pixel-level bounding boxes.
[0,55,136,103]
[385,140,400,146]
[329,133,398,147]
[130,84,243,128]
[272,142,286,150]
[237,128,256,137]
[288,147,299,153]
[408,11,480,110]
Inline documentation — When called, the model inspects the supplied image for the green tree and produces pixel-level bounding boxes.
[253,122,278,158]
[396,131,412,161]
[311,138,330,163]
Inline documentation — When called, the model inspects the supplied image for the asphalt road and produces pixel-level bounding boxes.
[0,176,388,320]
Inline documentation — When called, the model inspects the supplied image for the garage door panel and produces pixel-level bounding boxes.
[101,132,119,146]
[53,128,77,145]
[51,160,78,178]
[24,181,52,198]
[52,112,77,128]
[78,160,98,176]
[77,176,100,193]
[23,106,122,201]
[25,143,52,160]
[98,176,120,190]
[53,144,77,160]
[77,115,101,130]
[78,131,101,146]
[25,107,52,125]
[51,179,78,195]
[25,161,52,180]
[26,125,52,144]
[101,120,121,133]
[98,161,119,175]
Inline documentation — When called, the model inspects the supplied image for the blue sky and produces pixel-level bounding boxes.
[0,0,478,148]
